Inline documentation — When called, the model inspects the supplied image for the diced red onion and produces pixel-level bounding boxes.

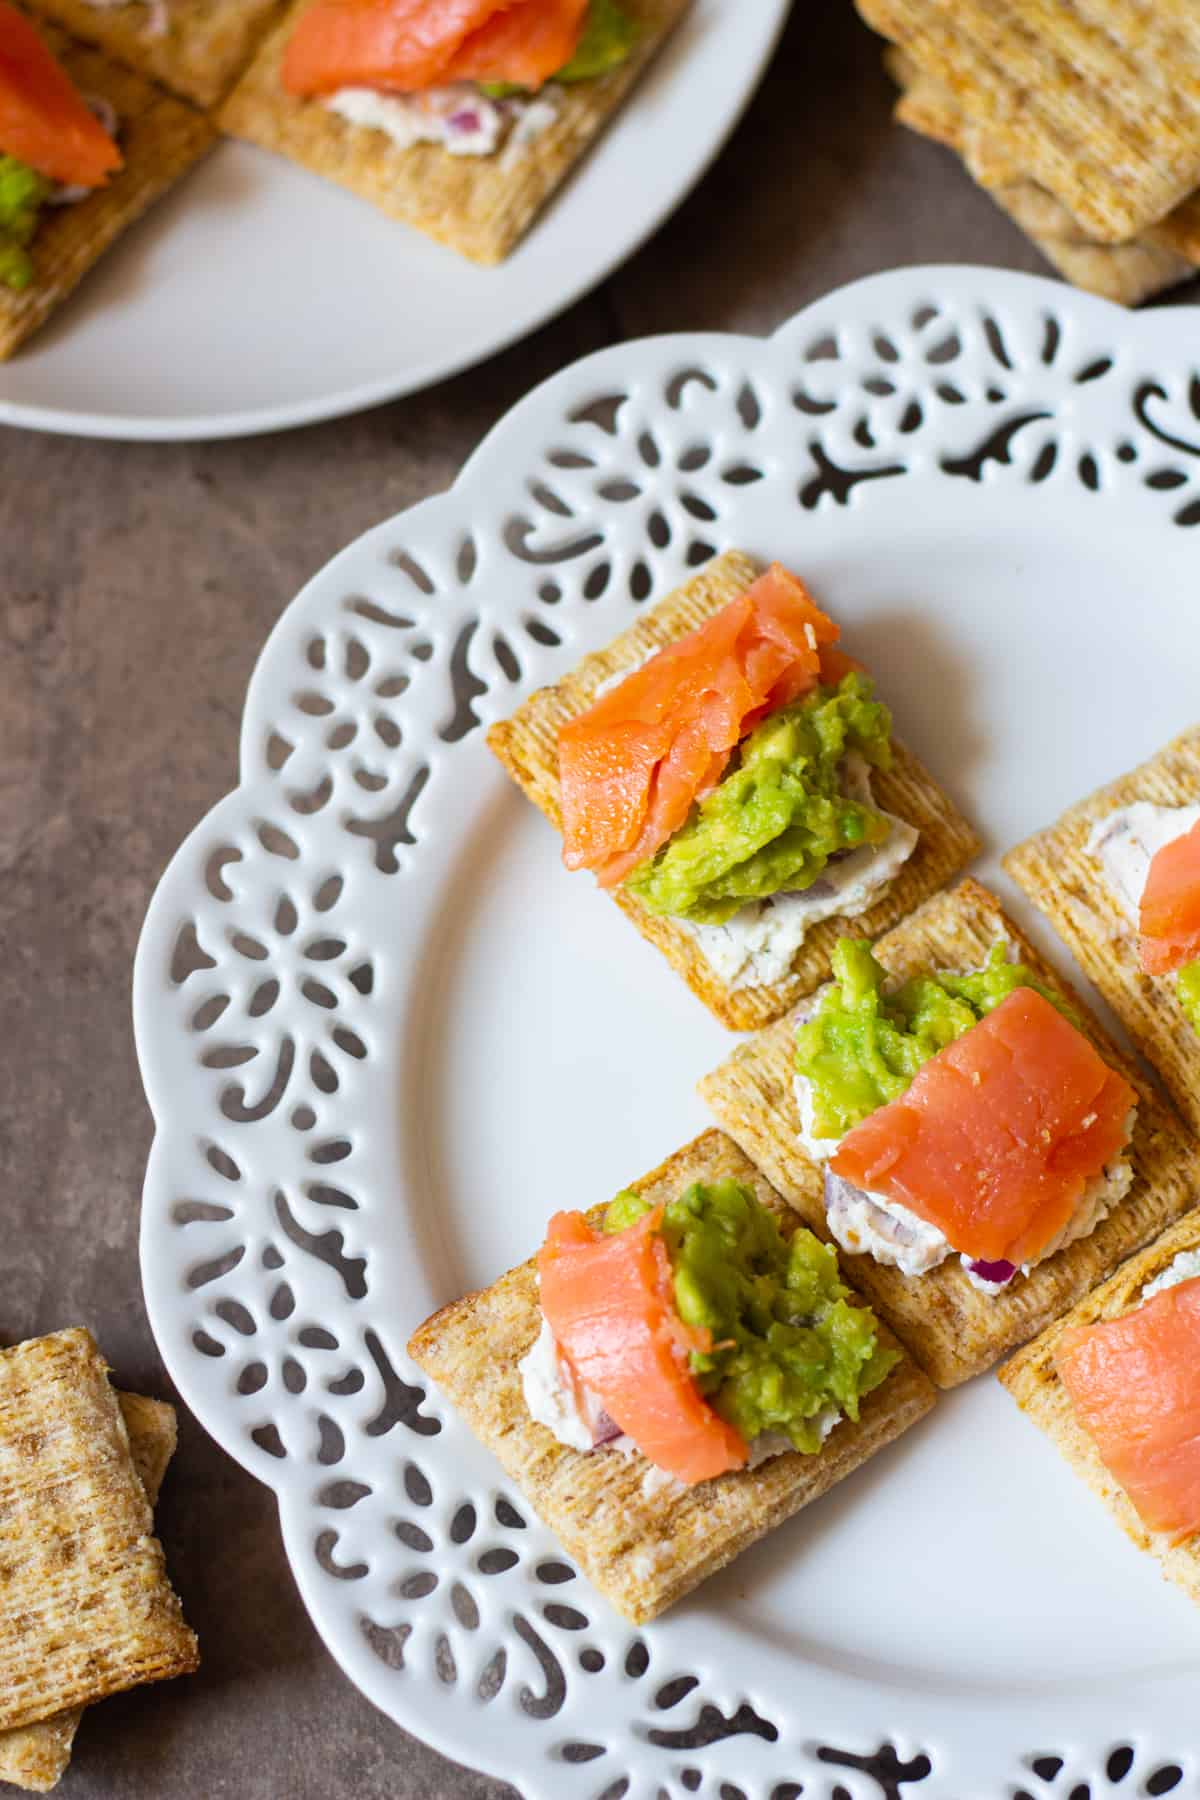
[591,1410,623,1447]
[967,1257,1017,1286]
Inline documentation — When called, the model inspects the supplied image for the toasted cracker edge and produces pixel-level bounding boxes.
[219,0,691,264]
[998,1208,1200,1608]
[1003,725,1200,1135]
[0,1392,179,1793]
[408,1129,935,1624]
[22,0,285,106]
[698,877,1200,1388]
[486,548,980,1030]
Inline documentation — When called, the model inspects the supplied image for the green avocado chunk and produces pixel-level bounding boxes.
[795,937,1076,1142]
[603,1177,899,1452]
[1177,960,1200,1033]
[479,0,637,97]
[624,673,895,926]
[0,155,50,293]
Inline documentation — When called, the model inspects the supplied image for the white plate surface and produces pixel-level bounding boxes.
[0,0,786,441]
[135,267,1200,1799]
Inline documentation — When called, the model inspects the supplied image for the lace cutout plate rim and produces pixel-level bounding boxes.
[134,268,1200,1800]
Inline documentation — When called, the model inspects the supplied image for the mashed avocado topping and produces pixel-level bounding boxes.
[796,937,1075,1141]
[625,673,895,925]
[481,0,636,96]
[1177,961,1200,1033]
[603,1177,898,1451]
[0,155,50,293]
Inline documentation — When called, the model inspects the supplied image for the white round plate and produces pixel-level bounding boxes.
[135,266,1200,1799]
[0,1,786,442]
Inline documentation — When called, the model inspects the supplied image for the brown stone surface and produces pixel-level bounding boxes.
[0,3,1195,1794]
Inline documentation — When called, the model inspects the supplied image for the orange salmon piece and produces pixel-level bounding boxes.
[830,988,1136,1269]
[283,0,509,97]
[1139,818,1200,976]
[1056,1276,1200,1542]
[538,1206,749,1485]
[0,1,121,187]
[443,0,587,85]
[558,564,842,889]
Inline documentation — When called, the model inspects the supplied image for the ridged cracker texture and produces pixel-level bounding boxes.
[486,548,980,1031]
[0,21,214,361]
[698,878,1200,1389]
[23,0,284,105]
[218,0,691,264]
[408,1129,935,1625]
[856,0,1200,243]
[887,50,1195,304]
[0,1393,179,1794]
[999,1207,1200,1609]
[0,1330,197,1736]
[1004,726,1200,1135]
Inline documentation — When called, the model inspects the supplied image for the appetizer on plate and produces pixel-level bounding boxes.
[1000,1208,1200,1610]
[408,1130,934,1624]
[0,3,213,358]
[487,549,980,1030]
[219,0,690,264]
[699,878,1200,1388]
[22,0,284,106]
[1005,726,1200,1133]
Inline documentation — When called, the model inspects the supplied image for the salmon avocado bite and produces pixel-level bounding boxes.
[487,550,980,1031]
[1001,1209,1200,1609]
[700,879,1200,1389]
[408,1131,934,1625]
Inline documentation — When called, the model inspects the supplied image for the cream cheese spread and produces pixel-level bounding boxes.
[1087,802,1200,921]
[328,82,558,159]
[1142,1247,1200,1302]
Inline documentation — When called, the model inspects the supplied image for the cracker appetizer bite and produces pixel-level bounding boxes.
[408,1130,935,1624]
[488,551,979,1031]
[0,4,213,358]
[1005,727,1200,1134]
[699,879,1200,1388]
[220,0,690,264]
[22,0,284,107]
[1001,1209,1200,1610]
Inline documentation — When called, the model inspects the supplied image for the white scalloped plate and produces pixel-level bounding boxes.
[0,0,786,442]
[135,267,1200,1800]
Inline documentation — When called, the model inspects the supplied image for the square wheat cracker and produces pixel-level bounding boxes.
[698,878,1200,1389]
[0,1393,179,1795]
[999,1208,1200,1609]
[22,0,283,106]
[0,1329,197,1736]
[855,0,1200,243]
[1004,727,1200,1136]
[486,549,980,1031]
[0,21,214,362]
[886,50,1196,306]
[408,1129,935,1626]
[218,0,691,265]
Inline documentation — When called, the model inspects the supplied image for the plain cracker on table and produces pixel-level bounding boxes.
[698,878,1200,1389]
[408,1129,935,1626]
[1004,726,1200,1137]
[486,549,980,1032]
[0,22,214,362]
[886,50,1196,305]
[218,0,691,266]
[856,0,1200,244]
[999,1208,1200,1608]
[22,0,283,106]
[0,1394,179,1796]
[0,1329,197,1737]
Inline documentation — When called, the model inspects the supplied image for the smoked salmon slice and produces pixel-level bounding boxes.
[442,0,588,86]
[283,0,586,98]
[1139,818,1200,976]
[558,564,843,889]
[0,1,121,188]
[1055,1276,1200,1542]
[830,988,1136,1269]
[538,1205,749,1484]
